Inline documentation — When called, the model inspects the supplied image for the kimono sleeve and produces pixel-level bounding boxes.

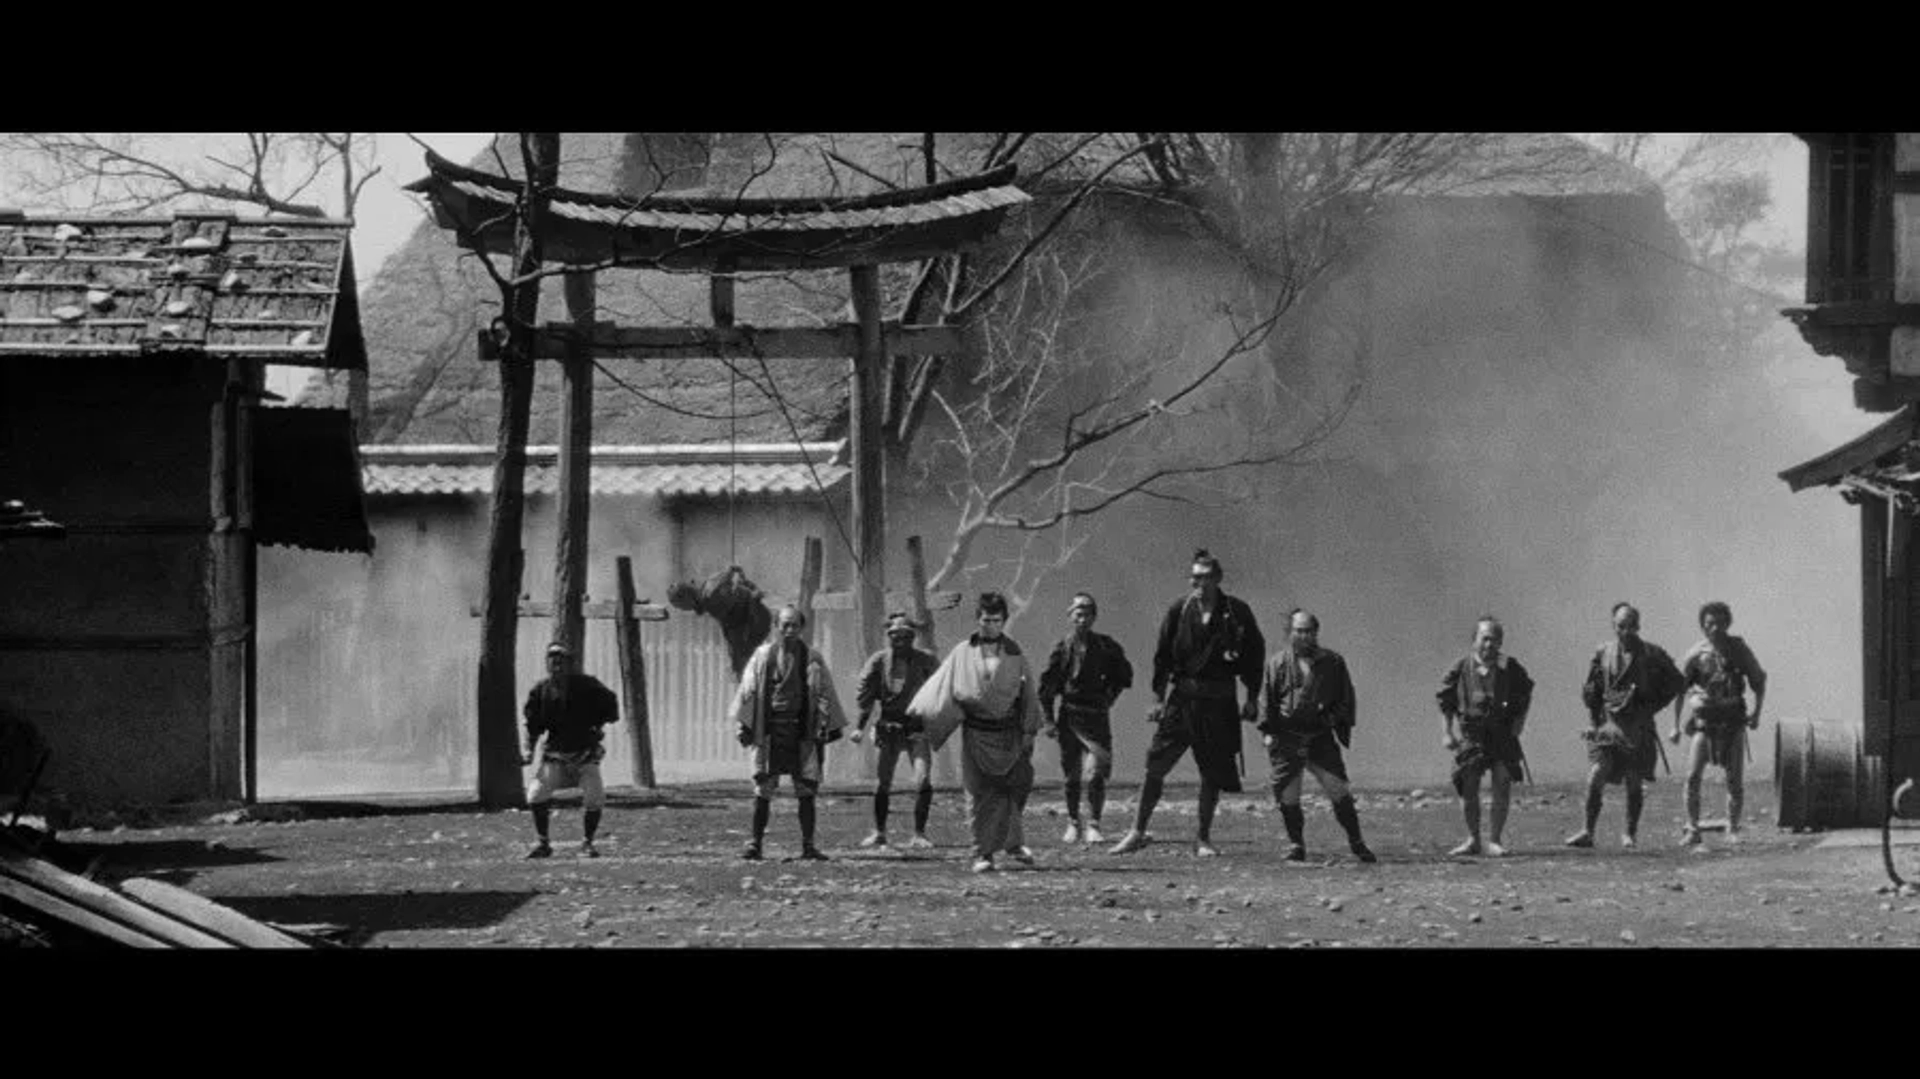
[1328,655,1357,732]
[1037,642,1067,709]
[1508,659,1535,724]
[1644,646,1685,713]
[854,651,886,719]
[1436,661,1463,718]
[727,647,765,733]
[808,653,849,739]
[908,646,967,751]
[597,678,621,726]
[1018,658,1045,737]
[1580,650,1606,715]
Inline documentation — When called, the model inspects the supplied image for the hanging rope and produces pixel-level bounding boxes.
[728,359,739,566]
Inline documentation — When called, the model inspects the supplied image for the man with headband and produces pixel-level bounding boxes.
[1038,592,1133,845]
[850,611,941,850]
[522,641,621,859]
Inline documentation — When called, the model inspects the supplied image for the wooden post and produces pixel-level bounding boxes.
[614,556,656,790]
[554,270,596,657]
[477,132,559,810]
[906,534,935,652]
[797,536,823,647]
[848,264,887,660]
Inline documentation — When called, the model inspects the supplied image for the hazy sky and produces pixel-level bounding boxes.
[0,132,1872,444]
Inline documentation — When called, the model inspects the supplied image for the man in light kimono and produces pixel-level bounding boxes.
[908,591,1044,874]
[1670,601,1767,847]
[1437,616,1534,857]
[729,605,847,862]
[1569,602,1683,850]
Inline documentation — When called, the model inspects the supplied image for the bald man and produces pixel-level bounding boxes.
[1571,602,1683,850]
[1260,609,1375,864]
[729,605,848,861]
[1437,616,1534,857]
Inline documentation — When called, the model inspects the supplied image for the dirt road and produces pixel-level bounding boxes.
[33,778,1920,948]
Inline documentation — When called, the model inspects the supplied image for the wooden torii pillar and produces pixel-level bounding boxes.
[408,151,1029,771]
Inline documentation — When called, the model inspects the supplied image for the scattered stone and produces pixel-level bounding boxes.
[1619,929,1637,944]
[1663,881,1685,892]
[1468,913,1483,924]
[1900,883,1920,898]
[1327,900,1345,913]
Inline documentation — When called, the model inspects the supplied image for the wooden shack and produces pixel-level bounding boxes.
[0,209,372,808]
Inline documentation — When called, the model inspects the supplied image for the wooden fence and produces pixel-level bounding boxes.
[256,599,941,797]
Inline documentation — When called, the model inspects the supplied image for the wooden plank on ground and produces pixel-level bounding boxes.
[0,849,234,948]
[0,873,172,948]
[119,877,309,949]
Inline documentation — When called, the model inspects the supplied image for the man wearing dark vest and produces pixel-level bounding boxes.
[522,641,621,859]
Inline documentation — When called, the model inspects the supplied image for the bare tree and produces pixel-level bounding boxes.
[2,132,385,418]
[883,133,1490,619]
[0,132,380,218]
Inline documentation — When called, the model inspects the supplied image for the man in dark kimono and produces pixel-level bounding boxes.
[522,642,621,859]
[1437,616,1534,858]
[1038,592,1134,846]
[849,611,941,850]
[1111,550,1264,858]
[728,605,848,862]
[1260,609,1376,864]
[1671,601,1767,847]
[1570,602,1683,850]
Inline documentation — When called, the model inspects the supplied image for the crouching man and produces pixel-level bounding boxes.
[523,641,621,859]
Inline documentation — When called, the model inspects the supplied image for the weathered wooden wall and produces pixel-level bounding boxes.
[1,358,241,804]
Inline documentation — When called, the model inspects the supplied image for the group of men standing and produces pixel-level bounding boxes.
[513,550,1768,868]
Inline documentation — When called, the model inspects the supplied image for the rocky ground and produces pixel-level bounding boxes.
[13,777,1920,948]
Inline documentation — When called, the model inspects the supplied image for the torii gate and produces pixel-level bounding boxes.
[407,147,1028,783]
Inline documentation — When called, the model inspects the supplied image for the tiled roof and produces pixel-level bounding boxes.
[404,152,1030,271]
[0,210,364,369]
[361,442,848,499]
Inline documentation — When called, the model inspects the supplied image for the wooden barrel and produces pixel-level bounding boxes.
[1774,718,1887,830]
